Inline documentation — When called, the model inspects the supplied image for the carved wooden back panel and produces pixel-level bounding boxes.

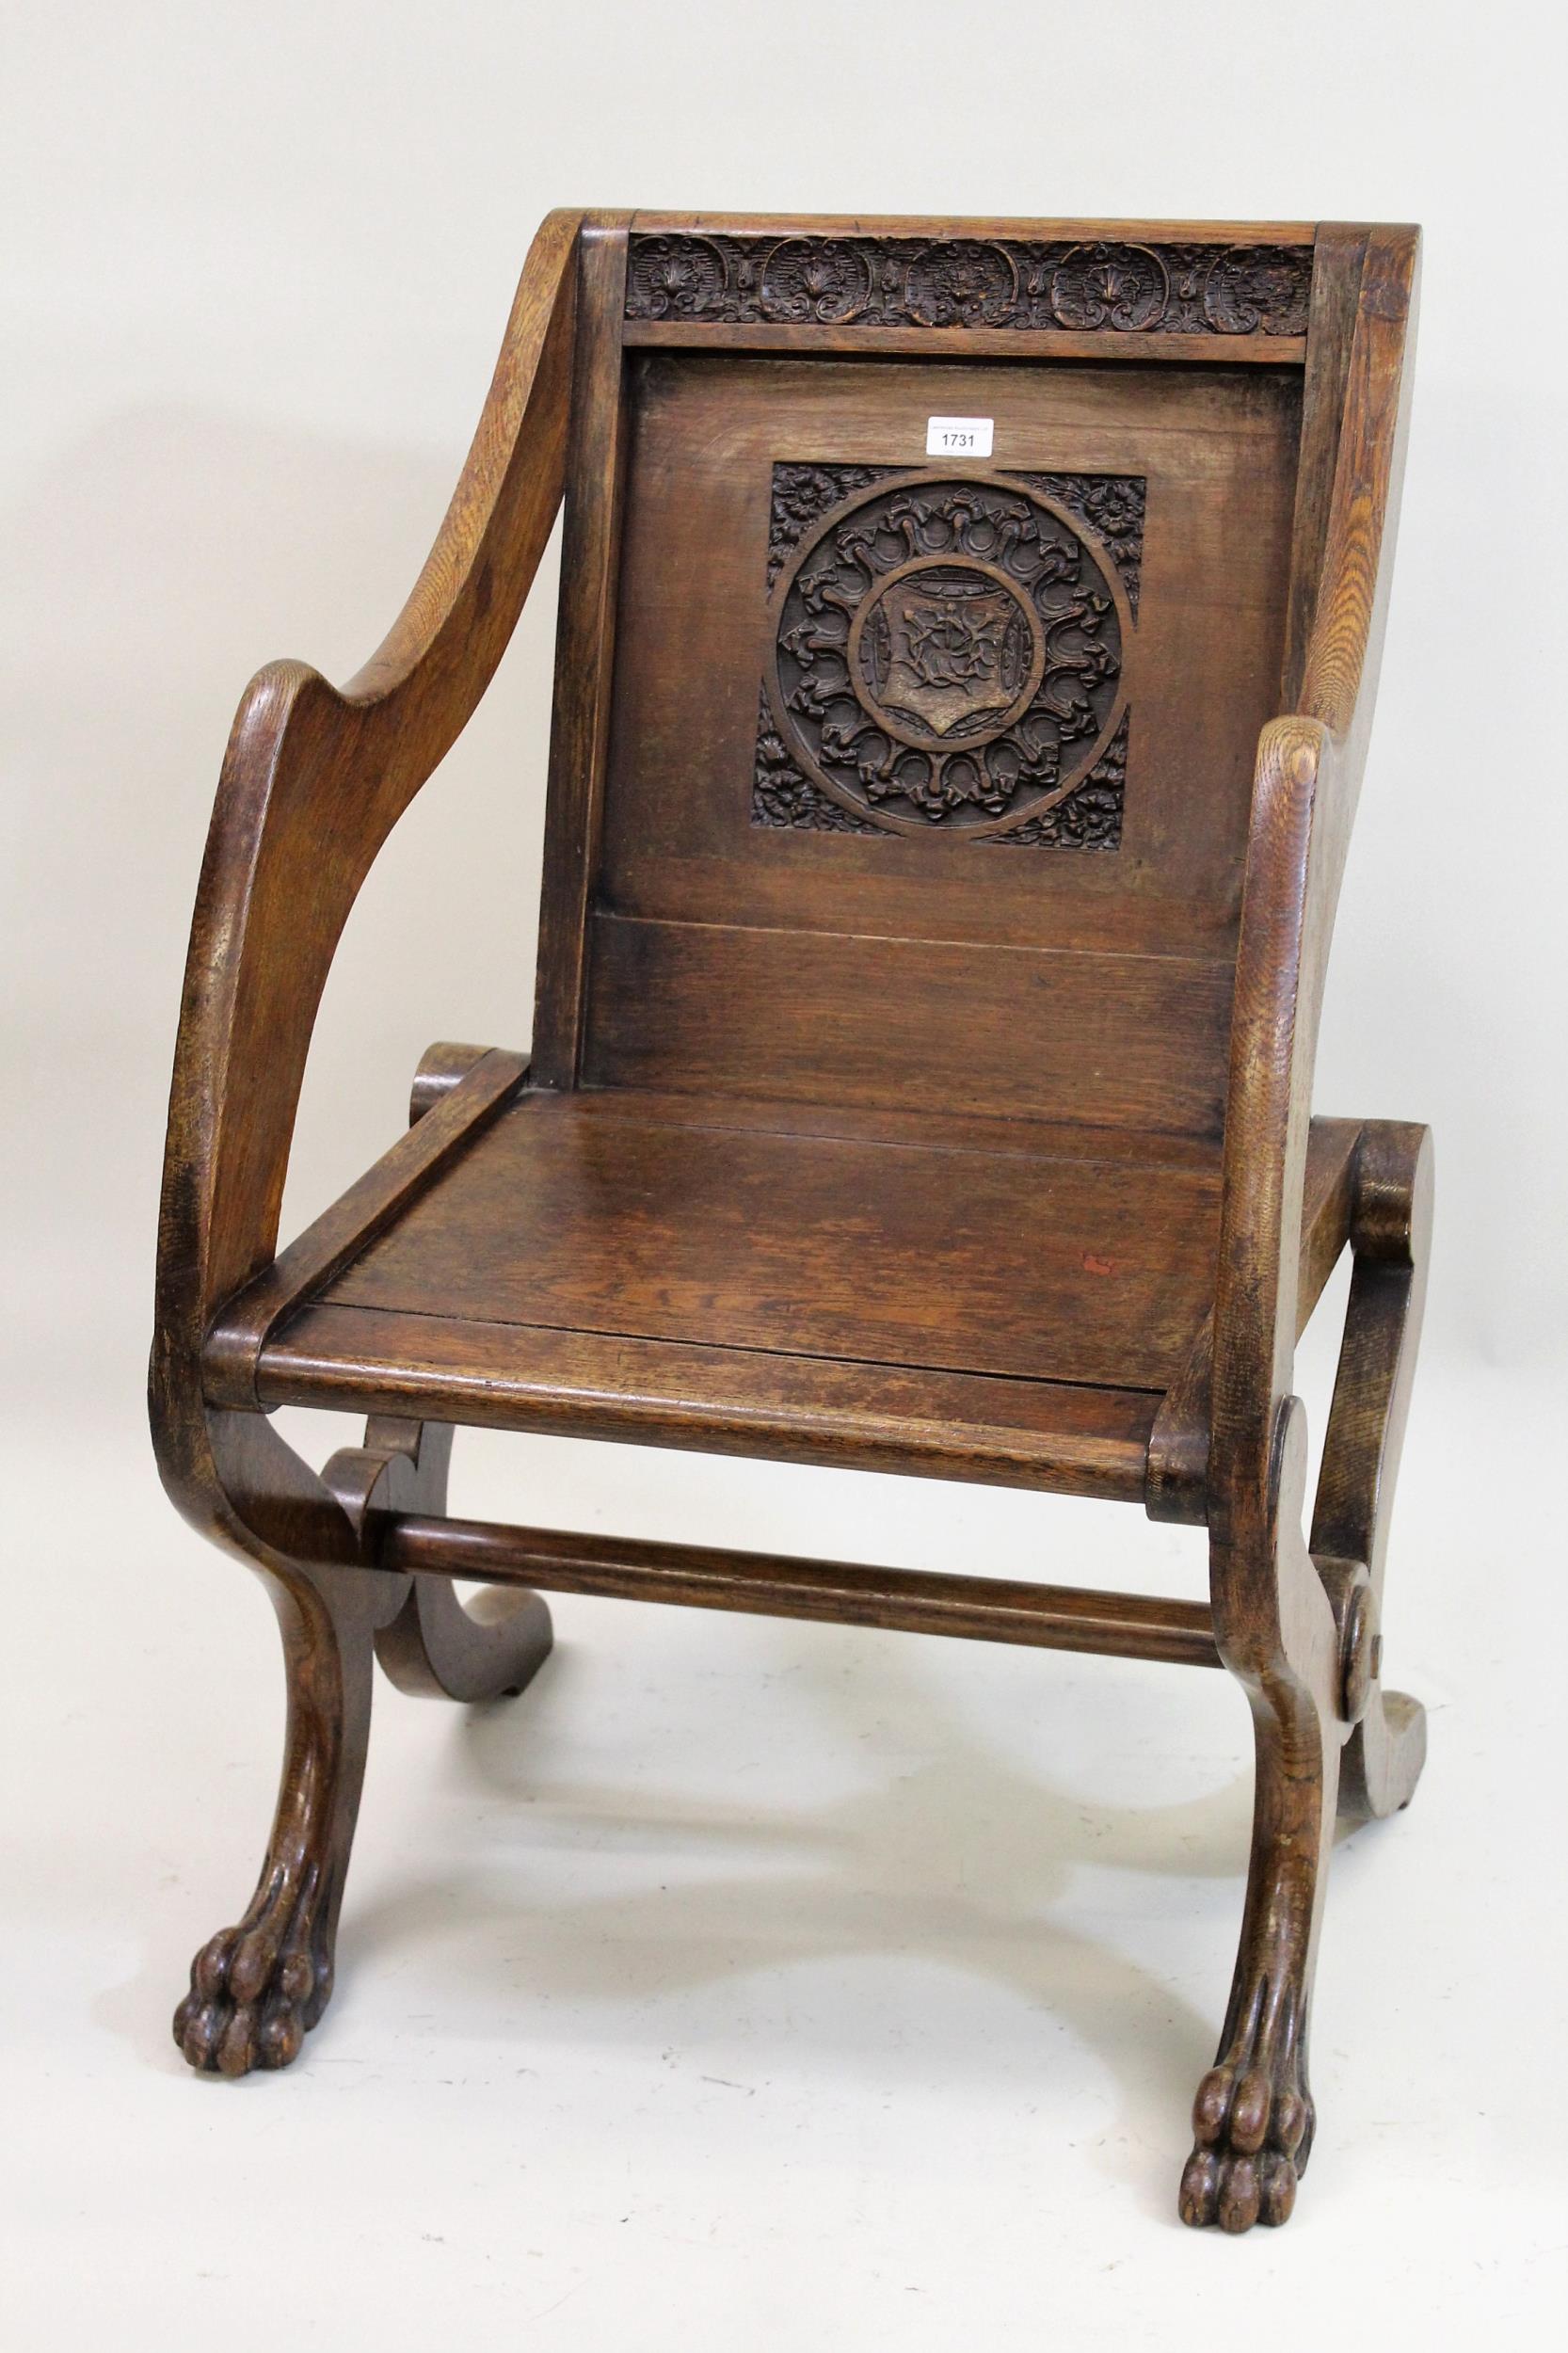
[535,217,1319,1141]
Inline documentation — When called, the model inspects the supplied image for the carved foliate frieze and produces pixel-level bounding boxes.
[628,233,1312,338]
[754,466,1140,848]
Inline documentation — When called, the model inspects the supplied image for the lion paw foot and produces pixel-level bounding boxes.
[1178,2018,1314,2232]
[173,1876,329,2076]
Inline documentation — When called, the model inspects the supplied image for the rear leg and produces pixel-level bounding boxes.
[360,1045,558,1703]
[325,1417,553,1702]
[1312,1123,1432,1823]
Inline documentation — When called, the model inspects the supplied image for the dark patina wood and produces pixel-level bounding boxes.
[152,210,1430,2233]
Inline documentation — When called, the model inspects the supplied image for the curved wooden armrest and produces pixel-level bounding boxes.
[1208,223,1420,1534]
[152,209,584,1462]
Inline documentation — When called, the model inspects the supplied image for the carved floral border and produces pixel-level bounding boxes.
[630,234,1312,338]
[754,701,1130,851]
[765,464,1145,614]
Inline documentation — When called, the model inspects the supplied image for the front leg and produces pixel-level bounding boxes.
[174,1561,379,2074]
[1181,1399,1345,2231]
[1179,1672,1338,2230]
[168,1412,547,2077]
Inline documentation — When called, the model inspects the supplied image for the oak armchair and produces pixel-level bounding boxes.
[152,211,1431,2233]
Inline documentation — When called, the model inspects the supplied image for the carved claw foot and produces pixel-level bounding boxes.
[1179,1976,1313,2232]
[173,1860,331,2076]
[169,1531,379,2081]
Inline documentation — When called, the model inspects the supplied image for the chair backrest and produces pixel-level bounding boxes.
[531,214,1384,1144]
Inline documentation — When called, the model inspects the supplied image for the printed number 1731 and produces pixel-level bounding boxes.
[925,415,994,457]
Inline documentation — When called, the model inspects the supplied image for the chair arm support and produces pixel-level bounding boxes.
[152,209,583,1481]
[1208,223,1419,1579]
[1208,715,1343,1536]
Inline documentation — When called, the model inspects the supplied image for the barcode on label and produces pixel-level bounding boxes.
[926,415,994,457]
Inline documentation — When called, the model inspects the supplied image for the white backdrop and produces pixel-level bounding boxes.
[4,4,1564,2345]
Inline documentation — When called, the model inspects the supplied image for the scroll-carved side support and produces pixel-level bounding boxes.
[1312,1122,1432,1822]
[324,1416,553,1703]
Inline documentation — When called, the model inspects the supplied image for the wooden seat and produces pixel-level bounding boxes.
[231,1084,1358,1498]
[260,1085,1219,1482]
[292,1093,1224,1387]
[153,210,1433,2234]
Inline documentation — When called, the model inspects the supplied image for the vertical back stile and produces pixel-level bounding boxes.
[531,214,633,1087]
[1283,225,1371,709]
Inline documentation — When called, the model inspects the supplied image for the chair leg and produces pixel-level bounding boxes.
[1181,1122,1432,2228]
[173,1560,377,2074]
[1180,1387,1345,2233]
[325,1417,554,1702]
[172,1414,552,2076]
[1178,1665,1338,2231]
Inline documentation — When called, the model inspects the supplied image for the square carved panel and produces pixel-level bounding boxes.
[753,463,1144,848]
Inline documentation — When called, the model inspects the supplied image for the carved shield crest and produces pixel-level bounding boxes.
[862,573,1032,739]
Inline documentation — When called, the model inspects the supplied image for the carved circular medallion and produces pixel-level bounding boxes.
[768,473,1129,834]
